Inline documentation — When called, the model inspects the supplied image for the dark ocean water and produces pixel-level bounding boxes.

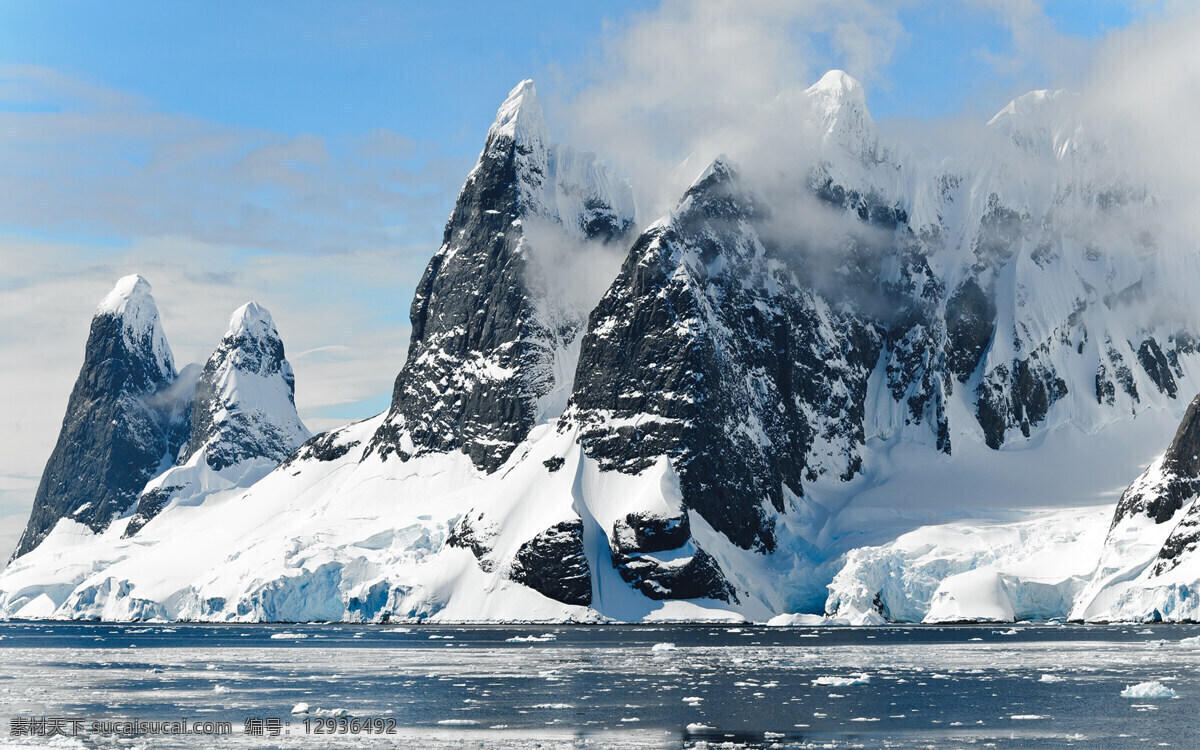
[0,621,1197,748]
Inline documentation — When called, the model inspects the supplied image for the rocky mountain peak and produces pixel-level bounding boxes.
[178,301,307,471]
[227,301,273,339]
[676,156,765,222]
[808,69,865,101]
[13,275,185,558]
[987,88,1085,157]
[122,301,310,536]
[97,272,152,314]
[218,302,290,380]
[1109,392,1200,529]
[365,79,634,472]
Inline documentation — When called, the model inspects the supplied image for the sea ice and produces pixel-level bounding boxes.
[812,673,870,686]
[1120,681,1177,699]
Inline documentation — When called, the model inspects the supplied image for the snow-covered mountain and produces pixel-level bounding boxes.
[12,275,187,559]
[1,280,310,617]
[366,80,634,473]
[5,73,1200,623]
[123,302,311,537]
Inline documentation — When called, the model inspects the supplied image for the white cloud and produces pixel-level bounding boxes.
[550,0,910,218]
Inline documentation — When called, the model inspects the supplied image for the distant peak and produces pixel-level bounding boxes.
[226,301,278,340]
[807,69,864,101]
[488,78,547,147]
[97,274,154,318]
[505,78,537,104]
[988,88,1072,127]
[805,70,876,158]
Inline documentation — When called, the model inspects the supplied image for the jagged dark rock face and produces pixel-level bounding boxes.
[366,144,547,472]
[808,172,950,453]
[15,305,182,558]
[973,195,1028,270]
[945,279,995,382]
[366,85,631,474]
[566,163,884,552]
[610,512,735,601]
[282,428,361,468]
[121,485,182,538]
[612,512,691,555]
[1138,338,1178,400]
[953,193,1072,449]
[614,548,734,602]
[446,511,497,572]
[508,520,591,606]
[976,350,1069,449]
[1153,510,1200,575]
[1112,393,1200,529]
[1118,392,1200,577]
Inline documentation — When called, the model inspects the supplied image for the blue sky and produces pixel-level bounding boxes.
[0,1,1145,136]
[0,0,1169,558]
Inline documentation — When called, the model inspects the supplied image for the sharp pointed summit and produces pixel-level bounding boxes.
[226,301,274,341]
[95,274,175,382]
[987,88,1086,157]
[366,79,634,472]
[486,78,547,150]
[179,300,307,470]
[13,275,184,558]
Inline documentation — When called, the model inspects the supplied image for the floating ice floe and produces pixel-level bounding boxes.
[812,673,870,687]
[1121,681,1177,699]
[505,634,557,642]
